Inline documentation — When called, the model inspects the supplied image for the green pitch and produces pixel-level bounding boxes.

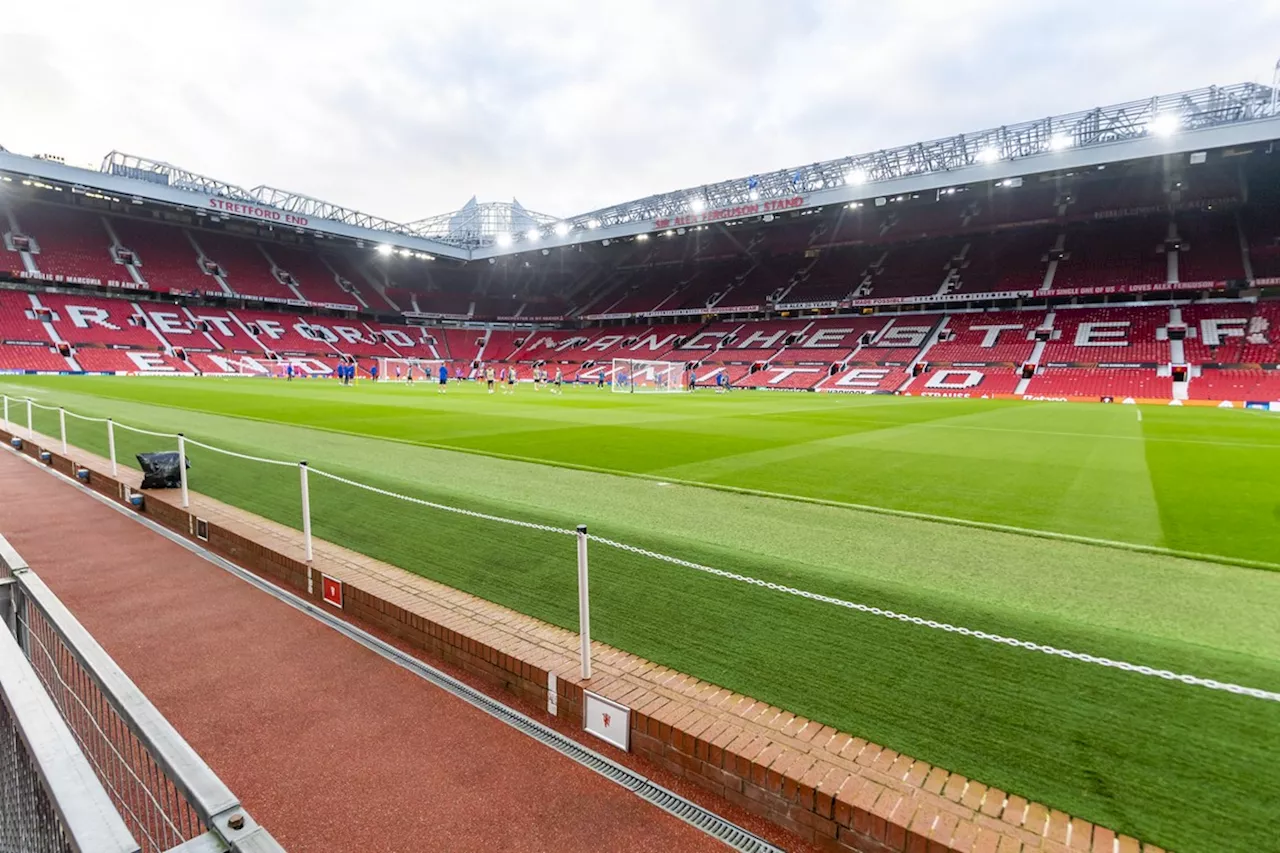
[3,375,1279,853]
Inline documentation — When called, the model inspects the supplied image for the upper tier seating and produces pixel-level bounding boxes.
[1175,213,1246,283]
[1051,220,1169,291]
[111,218,213,294]
[195,233,296,301]
[17,205,132,285]
[268,245,357,306]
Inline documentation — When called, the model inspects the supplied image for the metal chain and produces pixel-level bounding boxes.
[308,467,575,536]
[587,535,1280,703]
[112,422,178,439]
[63,411,109,424]
[184,437,296,467]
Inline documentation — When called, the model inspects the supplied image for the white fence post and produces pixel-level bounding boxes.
[577,524,592,680]
[107,419,117,476]
[177,433,189,509]
[300,461,313,563]
[26,399,33,439]
[59,408,67,454]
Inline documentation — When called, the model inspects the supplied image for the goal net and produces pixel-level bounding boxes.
[611,358,685,393]
[238,356,282,377]
[378,357,443,383]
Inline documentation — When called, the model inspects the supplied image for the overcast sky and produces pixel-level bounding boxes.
[4,1,1279,222]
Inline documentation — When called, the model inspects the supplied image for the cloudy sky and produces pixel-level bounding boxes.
[4,1,1279,222]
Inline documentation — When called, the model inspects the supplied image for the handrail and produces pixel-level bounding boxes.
[0,621,140,853]
[0,534,285,852]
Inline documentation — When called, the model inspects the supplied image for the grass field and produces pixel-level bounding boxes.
[3,375,1278,852]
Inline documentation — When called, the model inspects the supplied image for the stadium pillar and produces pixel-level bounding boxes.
[107,419,117,476]
[1,395,7,430]
[26,399,32,439]
[577,524,592,680]
[58,408,67,454]
[300,461,313,563]
[177,433,189,509]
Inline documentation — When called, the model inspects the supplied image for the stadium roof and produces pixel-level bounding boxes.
[2,80,1280,262]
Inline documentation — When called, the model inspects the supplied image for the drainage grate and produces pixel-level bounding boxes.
[41,454,785,853]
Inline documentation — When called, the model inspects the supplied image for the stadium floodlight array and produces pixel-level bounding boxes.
[378,356,444,383]
[87,79,1278,254]
[611,358,684,394]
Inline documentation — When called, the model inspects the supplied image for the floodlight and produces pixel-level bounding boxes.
[748,189,760,201]
[977,148,1000,164]
[376,244,394,255]
[587,219,601,230]
[398,249,412,257]
[636,233,649,241]
[526,228,541,241]
[690,197,707,213]
[1150,113,1180,137]
[846,168,868,185]
[495,233,513,247]
[1049,134,1071,152]
[553,221,570,237]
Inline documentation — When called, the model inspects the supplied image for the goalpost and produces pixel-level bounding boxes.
[237,356,278,377]
[378,356,444,383]
[611,358,685,393]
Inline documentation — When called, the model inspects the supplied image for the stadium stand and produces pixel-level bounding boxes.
[37,293,168,349]
[927,311,1041,365]
[14,204,136,286]
[111,217,220,295]
[949,227,1056,294]
[1038,306,1171,364]
[1,149,1277,397]
[267,245,359,307]
[1175,212,1247,283]
[1021,368,1173,399]
[1191,368,1280,400]
[1050,219,1170,291]
[195,232,298,302]
[232,309,327,355]
[772,316,891,364]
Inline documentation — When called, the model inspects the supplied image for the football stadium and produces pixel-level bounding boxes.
[1,47,1279,853]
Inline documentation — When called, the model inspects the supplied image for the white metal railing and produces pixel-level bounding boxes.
[0,534,285,852]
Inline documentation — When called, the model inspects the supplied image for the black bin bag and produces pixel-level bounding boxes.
[136,452,189,489]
